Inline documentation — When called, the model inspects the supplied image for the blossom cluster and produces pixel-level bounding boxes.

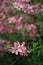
[12,0,43,15]
[8,15,39,40]
[0,0,9,17]
[0,15,39,40]
[0,39,30,56]
[0,0,14,18]
[25,24,39,40]
[0,0,42,57]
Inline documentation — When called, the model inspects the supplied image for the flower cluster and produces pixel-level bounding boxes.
[25,24,39,40]
[0,15,24,34]
[0,0,9,17]
[0,15,39,40]
[0,0,42,57]
[0,0,14,18]
[0,39,12,51]
[0,39,30,56]
[9,42,30,56]
[12,0,43,15]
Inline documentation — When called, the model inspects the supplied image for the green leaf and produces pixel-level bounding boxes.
[33,42,38,48]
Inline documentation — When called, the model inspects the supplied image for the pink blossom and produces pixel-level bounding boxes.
[8,42,30,56]
[8,42,21,55]
[0,39,12,51]
[8,17,16,24]
[26,24,37,32]
[0,25,7,34]
[12,0,43,15]
[8,15,24,31]
[25,24,39,40]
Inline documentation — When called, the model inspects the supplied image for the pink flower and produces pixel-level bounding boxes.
[8,17,16,24]
[8,42,30,56]
[12,0,43,15]
[8,42,21,55]
[19,42,27,56]
[25,24,39,40]
[0,25,7,34]
[40,5,43,13]
[0,39,12,51]
[15,25,23,31]
[26,24,37,32]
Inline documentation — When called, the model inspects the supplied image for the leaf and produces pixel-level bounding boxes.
[33,42,38,48]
